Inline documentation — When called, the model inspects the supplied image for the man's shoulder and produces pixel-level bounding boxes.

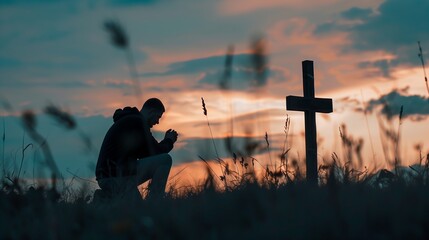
[113,106,141,123]
[114,114,144,126]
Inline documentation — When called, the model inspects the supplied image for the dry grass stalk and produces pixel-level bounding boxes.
[219,45,234,90]
[264,132,269,147]
[394,105,404,174]
[104,19,142,105]
[360,90,376,163]
[219,45,236,156]
[104,20,128,48]
[280,115,292,180]
[198,156,221,187]
[44,104,76,130]
[17,134,32,180]
[21,110,62,185]
[250,35,268,87]
[200,98,228,187]
[201,97,207,116]
[265,131,273,170]
[339,124,365,169]
[44,104,94,153]
[417,41,429,95]
[2,119,5,178]
[200,97,220,160]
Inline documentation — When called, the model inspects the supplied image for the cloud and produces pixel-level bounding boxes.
[340,7,374,20]
[0,0,158,7]
[314,22,350,35]
[366,89,429,121]
[315,0,429,77]
[197,67,287,90]
[0,0,61,6]
[190,108,288,133]
[316,0,429,51]
[0,77,95,89]
[0,5,149,90]
[167,136,281,165]
[347,0,429,52]
[144,54,251,77]
[358,59,391,78]
[109,0,157,6]
[144,53,286,90]
[218,0,339,16]
[334,96,363,113]
[98,79,134,89]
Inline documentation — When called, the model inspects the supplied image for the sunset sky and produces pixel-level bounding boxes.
[1,0,428,186]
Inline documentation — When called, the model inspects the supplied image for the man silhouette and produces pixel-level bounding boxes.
[95,98,178,200]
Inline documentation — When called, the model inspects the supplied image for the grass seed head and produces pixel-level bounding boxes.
[219,45,234,90]
[265,132,269,147]
[399,105,404,124]
[22,110,36,130]
[250,35,268,87]
[44,104,76,130]
[104,19,129,49]
[201,97,207,116]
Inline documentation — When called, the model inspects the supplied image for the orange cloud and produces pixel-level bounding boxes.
[218,0,338,16]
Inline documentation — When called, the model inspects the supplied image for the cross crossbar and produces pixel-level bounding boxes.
[286,96,333,113]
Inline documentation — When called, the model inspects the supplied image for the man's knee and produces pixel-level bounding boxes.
[160,153,172,167]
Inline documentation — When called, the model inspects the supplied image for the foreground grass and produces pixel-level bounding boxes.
[1,180,428,240]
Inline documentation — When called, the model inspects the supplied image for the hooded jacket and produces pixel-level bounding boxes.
[95,107,174,179]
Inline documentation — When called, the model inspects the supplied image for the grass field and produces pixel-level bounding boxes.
[1,172,429,239]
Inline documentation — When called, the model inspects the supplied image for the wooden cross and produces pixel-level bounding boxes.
[286,60,333,184]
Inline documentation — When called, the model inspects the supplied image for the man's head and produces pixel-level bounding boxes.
[140,98,165,128]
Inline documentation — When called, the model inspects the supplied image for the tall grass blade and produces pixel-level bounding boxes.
[417,41,429,95]
[219,45,235,154]
[201,97,219,158]
[219,45,234,90]
[198,155,220,185]
[21,110,62,185]
[2,119,5,178]
[360,90,376,163]
[265,131,273,168]
[18,134,32,180]
[395,105,404,171]
[201,98,228,188]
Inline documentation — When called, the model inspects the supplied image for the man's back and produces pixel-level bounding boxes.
[96,107,147,179]
[96,106,174,180]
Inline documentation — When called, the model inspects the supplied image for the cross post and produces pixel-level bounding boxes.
[286,60,333,184]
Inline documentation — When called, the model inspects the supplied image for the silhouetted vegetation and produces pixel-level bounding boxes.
[1,166,429,239]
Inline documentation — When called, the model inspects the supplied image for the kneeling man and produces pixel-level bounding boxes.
[96,98,178,199]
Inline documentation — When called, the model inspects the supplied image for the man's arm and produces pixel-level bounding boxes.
[156,138,174,153]
[148,129,177,154]
[157,129,178,152]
